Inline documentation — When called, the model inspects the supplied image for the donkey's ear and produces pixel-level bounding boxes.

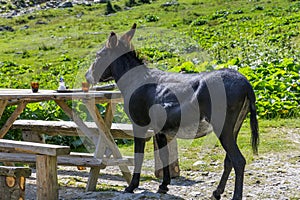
[120,23,137,43]
[107,32,118,48]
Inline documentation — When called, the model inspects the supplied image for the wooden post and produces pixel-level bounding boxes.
[0,139,70,200]
[36,155,58,200]
[153,135,180,178]
[0,166,31,200]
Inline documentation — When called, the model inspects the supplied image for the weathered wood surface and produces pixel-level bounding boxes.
[0,101,27,138]
[0,100,8,119]
[0,166,31,200]
[0,166,31,178]
[0,152,134,167]
[12,120,154,139]
[85,100,132,186]
[36,155,58,200]
[0,139,70,156]
[0,89,123,105]
[86,102,116,191]
[54,100,99,143]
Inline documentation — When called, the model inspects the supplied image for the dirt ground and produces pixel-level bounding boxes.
[25,151,300,200]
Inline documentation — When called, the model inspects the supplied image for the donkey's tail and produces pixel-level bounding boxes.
[248,88,259,155]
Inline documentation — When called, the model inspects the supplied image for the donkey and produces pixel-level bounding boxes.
[85,24,259,200]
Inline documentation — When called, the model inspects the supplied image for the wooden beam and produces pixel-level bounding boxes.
[84,100,132,184]
[0,101,27,138]
[0,139,70,156]
[0,100,8,119]
[0,152,134,167]
[12,120,153,139]
[104,102,116,128]
[54,100,99,144]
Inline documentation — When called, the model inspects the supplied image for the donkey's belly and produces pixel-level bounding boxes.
[163,120,213,139]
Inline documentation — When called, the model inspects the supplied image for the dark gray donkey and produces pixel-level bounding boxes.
[85,24,259,200]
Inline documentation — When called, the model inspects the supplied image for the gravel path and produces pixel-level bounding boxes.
[24,151,300,200]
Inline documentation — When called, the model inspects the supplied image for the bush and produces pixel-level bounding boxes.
[105,1,116,15]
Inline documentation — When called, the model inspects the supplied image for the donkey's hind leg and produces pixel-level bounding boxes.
[155,133,171,194]
[212,120,245,200]
[217,126,246,200]
[212,154,233,200]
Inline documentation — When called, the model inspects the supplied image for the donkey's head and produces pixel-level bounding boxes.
[85,23,137,84]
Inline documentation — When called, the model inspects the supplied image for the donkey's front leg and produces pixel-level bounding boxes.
[155,133,171,194]
[124,136,146,193]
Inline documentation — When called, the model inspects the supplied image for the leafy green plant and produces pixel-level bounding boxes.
[145,14,159,22]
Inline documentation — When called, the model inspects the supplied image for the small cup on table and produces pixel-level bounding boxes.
[82,82,90,92]
[31,82,39,93]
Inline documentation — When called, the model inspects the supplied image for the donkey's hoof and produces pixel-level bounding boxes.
[124,187,134,193]
[211,191,221,200]
[157,188,168,194]
[157,185,169,194]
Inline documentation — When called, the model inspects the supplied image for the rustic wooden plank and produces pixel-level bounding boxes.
[0,139,70,156]
[0,101,27,138]
[0,89,123,101]
[0,152,134,167]
[22,131,45,143]
[84,100,132,185]
[54,100,99,144]
[0,166,31,178]
[0,100,8,119]
[36,155,58,200]
[12,120,154,139]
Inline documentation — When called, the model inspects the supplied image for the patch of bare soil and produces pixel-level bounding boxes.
[25,128,300,199]
[24,154,300,200]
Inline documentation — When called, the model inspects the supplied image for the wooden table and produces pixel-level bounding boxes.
[0,89,132,192]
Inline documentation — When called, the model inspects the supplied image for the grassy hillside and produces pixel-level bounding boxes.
[0,0,299,119]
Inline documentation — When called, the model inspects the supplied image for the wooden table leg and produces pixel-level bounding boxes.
[36,155,58,200]
[55,100,98,144]
[0,100,8,119]
[85,101,132,185]
[86,102,117,191]
[0,101,27,139]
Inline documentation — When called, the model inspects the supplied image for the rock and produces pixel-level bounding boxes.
[20,25,30,30]
[0,25,14,32]
[193,160,206,166]
[161,0,179,7]
[58,1,73,8]
[35,20,47,25]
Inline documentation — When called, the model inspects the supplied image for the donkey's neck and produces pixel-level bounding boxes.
[115,64,153,97]
[111,51,153,96]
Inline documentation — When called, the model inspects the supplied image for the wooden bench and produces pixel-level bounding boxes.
[11,120,180,179]
[0,166,31,200]
[0,139,70,200]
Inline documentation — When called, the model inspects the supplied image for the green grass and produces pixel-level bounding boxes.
[0,0,299,146]
[119,118,300,172]
[0,0,298,117]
